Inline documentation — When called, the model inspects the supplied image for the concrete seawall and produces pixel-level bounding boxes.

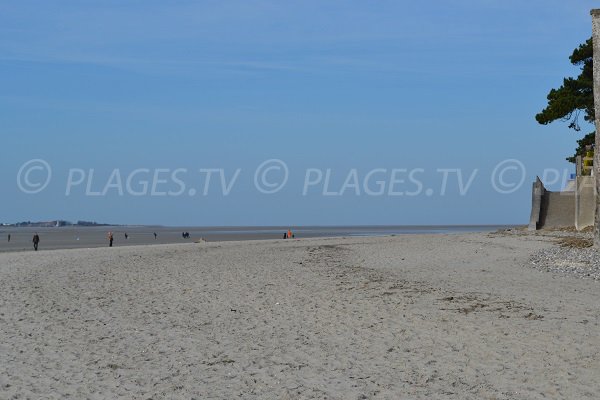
[529,176,595,230]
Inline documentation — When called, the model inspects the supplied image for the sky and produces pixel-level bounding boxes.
[1,0,598,226]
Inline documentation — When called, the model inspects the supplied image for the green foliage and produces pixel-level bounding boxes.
[536,38,593,129]
[536,38,594,162]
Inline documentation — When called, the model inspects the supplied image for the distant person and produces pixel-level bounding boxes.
[288,229,293,240]
[154,232,157,240]
[283,232,287,239]
[124,233,129,240]
[108,232,114,247]
[7,234,10,242]
[32,233,40,251]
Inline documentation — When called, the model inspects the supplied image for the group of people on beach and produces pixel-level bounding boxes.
[8,228,297,251]
[3,233,40,250]
[4,230,163,251]
[108,232,157,246]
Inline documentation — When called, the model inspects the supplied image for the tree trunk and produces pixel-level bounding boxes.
[592,10,600,246]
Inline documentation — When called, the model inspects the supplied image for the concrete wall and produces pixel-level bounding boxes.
[576,176,596,230]
[539,191,575,229]
[528,177,545,231]
[529,176,596,230]
[529,177,576,230]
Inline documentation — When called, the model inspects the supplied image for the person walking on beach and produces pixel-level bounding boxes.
[32,233,40,251]
[7,234,10,242]
[154,232,157,240]
[124,232,129,240]
[108,232,114,247]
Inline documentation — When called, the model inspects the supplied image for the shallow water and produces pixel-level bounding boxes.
[0,224,516,252]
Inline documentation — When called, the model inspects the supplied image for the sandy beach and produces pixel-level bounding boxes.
[0,225,510,253]
[1,232,598,399]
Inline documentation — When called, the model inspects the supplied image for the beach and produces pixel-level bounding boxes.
[0,225,511,253]
[1,231,599,399]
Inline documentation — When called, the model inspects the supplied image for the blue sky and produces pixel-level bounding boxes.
[1,1,598,226]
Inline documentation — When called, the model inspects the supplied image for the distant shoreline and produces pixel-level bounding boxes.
[1,223,522,229]
[0,225,519,253]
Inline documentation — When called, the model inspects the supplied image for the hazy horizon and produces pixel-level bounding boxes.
[1,222,518,228]
[0,224,514,252]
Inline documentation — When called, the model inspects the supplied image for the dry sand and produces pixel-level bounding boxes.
[0,232,598,399]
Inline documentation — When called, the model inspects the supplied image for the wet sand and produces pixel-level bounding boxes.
[1,232,598,399]
[0,225,511,252]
